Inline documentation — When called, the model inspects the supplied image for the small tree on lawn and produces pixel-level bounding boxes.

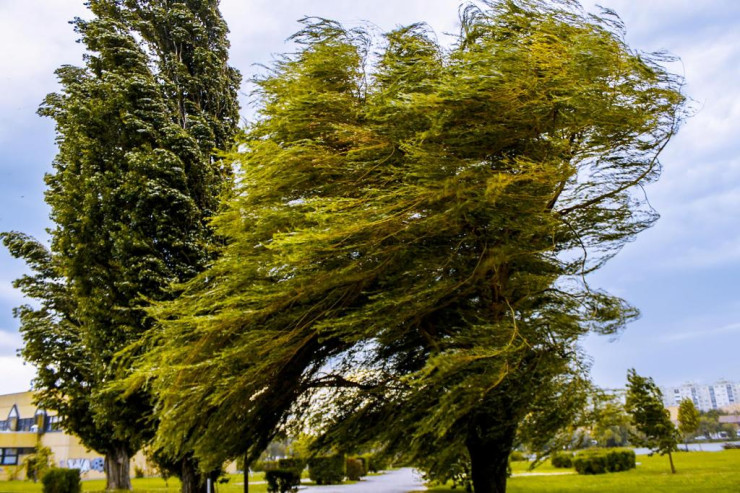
[677,399,700,450]
[625,369,678,473]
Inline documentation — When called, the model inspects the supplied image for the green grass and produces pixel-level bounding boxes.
[427,450,740,493]
[0,473,267,493]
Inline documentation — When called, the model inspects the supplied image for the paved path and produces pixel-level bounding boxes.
[299,468,426,493]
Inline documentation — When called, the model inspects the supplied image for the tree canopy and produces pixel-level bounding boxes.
[132,1,685,492]
[2,0,240,490]
[625,369,678,473]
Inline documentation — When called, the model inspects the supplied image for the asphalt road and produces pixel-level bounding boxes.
[300,468,426,493]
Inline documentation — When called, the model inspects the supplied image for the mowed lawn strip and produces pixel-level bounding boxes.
[0,474,268,493]
[427,450,740,493]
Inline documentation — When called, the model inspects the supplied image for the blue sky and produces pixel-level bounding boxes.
[0,0,738,393]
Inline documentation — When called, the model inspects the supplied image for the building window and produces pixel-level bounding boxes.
[45,416,62,432]
[1,448,18,465]
[0,420,7,431]
[16,418,34,432]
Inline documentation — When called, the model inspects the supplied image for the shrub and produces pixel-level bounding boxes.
[346,458,364,481]
[134,465,145,478]
[551,452,573,468]
[41,468,81,493]
[366,454,389,472]
[604,449,636,472]
[278,458,306,475]
[308,455,345,485]
[265,470,301,493]
[509,451,527,462]
[573,451,606,475]
[253,460,279,472]
[573,449,636,475]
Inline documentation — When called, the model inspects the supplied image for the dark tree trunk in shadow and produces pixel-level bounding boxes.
[105,445,132,491]
[181,456,207,493]
[465,410,519,493]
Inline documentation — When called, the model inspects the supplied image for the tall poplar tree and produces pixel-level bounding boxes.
[134,2,685,492]
[2,0,239,490]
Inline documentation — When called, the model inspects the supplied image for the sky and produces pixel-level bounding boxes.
[0,0,738,394]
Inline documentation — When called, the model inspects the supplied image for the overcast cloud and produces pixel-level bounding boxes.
[0,0,738,393]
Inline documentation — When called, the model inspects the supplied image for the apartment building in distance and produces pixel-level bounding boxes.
[660,380,740,412]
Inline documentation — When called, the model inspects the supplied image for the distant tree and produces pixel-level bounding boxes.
[677,399,700,450]
[592,397,632,448]
[2,0,240,491]
[625,369,678,473]
[134,2,685,493]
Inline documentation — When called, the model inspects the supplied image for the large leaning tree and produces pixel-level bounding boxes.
[133,1,685,492]
[2,0,240,490]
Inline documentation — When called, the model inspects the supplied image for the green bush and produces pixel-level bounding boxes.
[278,458,306,475]
[265,470,301,493]
[365,454,389,472]
[604,449,636,472]
[41,468,81,493]
[346,458,364,481]
[573,449,636,475]
[308,455,345,485]
[134,465,145,478]
[254,460,279,472]
[509,450,527,462]
[551,452,574,468]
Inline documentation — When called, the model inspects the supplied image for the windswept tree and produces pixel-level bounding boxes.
[677,398,700,450]
[2,0,240,490]
[134,2,685,493]
[625,369,679,473]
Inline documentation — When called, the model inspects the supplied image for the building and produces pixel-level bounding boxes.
[660,380,740,412]
[0,391,146,481]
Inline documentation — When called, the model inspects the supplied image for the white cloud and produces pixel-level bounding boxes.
[0,330,22,356]
[0,356,35,394]
[660,322,740,343]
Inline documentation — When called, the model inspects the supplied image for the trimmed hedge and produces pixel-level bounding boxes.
[551,452,574,468]
[346,458,364,481]
[265,470,301,493]
[308,455,345,485]
[573,449,636,475]
[41,468,81,493]
[278,458,306,475]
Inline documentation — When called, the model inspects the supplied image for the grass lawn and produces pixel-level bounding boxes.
[0,473,267,493]
[426,450,740,493]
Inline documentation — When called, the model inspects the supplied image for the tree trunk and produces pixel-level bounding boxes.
[181,457,207,493]
[105,445,132,491]
[465,415,518,493]
[243,452,249,493]
[667,451,676,474]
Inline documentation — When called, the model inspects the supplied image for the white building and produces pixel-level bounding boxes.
[660,380,740,412]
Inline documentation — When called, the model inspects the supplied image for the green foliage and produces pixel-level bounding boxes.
[277,458,306,475]
[572,449,635,475]
[264,470,301,493]
[550,452,573,469]
[23,444,54,482]
[509,451,527,462]
[2,0,239,488]
[40,469,80,493]
[625,369,679,470]
[307,456,346,485]
[345,458,364,481]
[591,394,633,448]
[136,0,685,490]
[677,399,700,442]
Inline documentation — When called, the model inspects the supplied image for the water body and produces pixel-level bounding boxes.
[633,441,740,454]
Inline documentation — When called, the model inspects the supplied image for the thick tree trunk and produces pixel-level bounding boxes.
[243,452,249,493]
[105,445,132,491]
[180,457,207,493]
[465,414,518,493]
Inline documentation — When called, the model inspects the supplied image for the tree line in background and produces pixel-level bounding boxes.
[2,1,687,493]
